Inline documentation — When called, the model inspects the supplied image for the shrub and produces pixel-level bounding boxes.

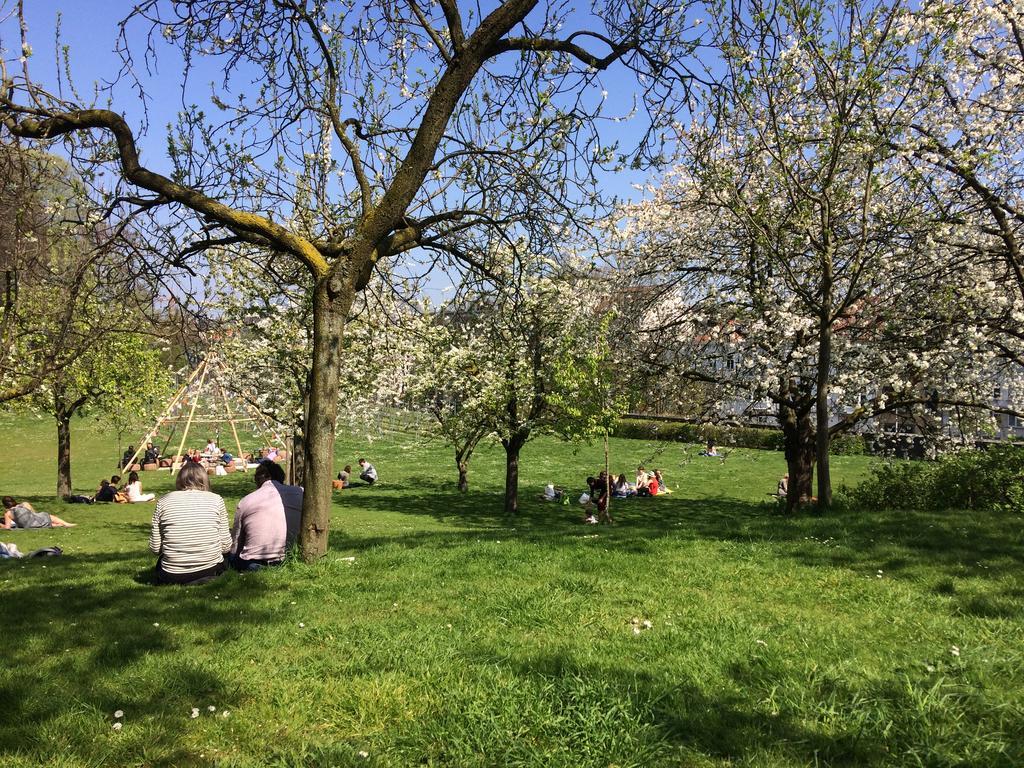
[613,418,784,451]
[852,445,1024,512]
[613,417,868,455]
[830,433,867,455]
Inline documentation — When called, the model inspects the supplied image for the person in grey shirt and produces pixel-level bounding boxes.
[2,496,76,528]
[358,458,378,485]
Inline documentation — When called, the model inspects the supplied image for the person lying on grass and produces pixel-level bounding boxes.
[2,496,77,528]
[149,462,231,586]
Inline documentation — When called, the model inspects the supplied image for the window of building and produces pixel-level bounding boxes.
[993,385,1002,401]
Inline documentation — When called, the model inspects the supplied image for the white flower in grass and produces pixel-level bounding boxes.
[632,626,642,635]
[153,623,160,627]
[358,751,369,758]
[299,622,305,628]
[113,710,124,719]
[221,710,230,718]
[207,705,216,713]
[190,707,200,719]
[950,645,961,657]
[112,722,122,731]
[642,620,653,629]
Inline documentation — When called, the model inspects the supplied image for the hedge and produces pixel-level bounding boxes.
[613,417,868,455]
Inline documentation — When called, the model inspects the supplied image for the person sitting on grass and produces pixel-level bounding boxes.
[591,474,613,524]
[125,471,156,503]
[776,474,789,499]
[121,446,136,469]
[653,469,672,494]
[149,462,231,586]
[539,483,565,501]
[358,458,378,485]
[2,496,77,528]
[700,440,720,457]
[94,479,117,503]
[336,465,352,488]
[260,460,303,544]
[636,466,652,497]
[230,461,297,570]
[612,473,634,498]
[143,443,160,465]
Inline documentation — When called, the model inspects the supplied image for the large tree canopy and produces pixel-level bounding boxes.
[1,0,707,559]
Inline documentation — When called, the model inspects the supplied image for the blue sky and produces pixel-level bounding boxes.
[12,0,669,199]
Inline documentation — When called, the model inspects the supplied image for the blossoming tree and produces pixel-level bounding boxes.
[615,0,996,510]
[1,0,707,559]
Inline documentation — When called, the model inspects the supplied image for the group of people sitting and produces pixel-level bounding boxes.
[580,466,674,524]
[334,458,377,489]
[121,442,166,469]
[150,459,304,585]
[64,472,157,505]
[122,438,281,474]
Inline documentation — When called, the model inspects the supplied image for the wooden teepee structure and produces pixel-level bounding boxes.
[122,352,288,473]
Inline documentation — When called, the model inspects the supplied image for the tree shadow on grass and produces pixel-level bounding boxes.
[451,648,1021,767]
[0,550,281,766]
[335,479,1024,590]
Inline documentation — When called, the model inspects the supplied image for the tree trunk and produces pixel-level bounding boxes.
[780,393,815,512]
[291,420,307,488]
[815,321,833,510]
[457,456,469,493]
[604,429,611,519]
[501,430,529,515]
[299,275,352,562]
[56,411,72,499]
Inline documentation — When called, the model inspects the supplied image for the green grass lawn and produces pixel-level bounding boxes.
[1,413,1022,767]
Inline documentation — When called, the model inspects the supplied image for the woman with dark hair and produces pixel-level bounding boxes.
[125,471,155,503]
[149,462,231,585]
[2,496,76,528]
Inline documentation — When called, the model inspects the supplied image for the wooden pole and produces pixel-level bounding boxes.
[173,359,210,473]
[120,362,205,470]
[214,369,247,473]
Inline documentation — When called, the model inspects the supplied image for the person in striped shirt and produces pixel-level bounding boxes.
[149,462,231,585]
